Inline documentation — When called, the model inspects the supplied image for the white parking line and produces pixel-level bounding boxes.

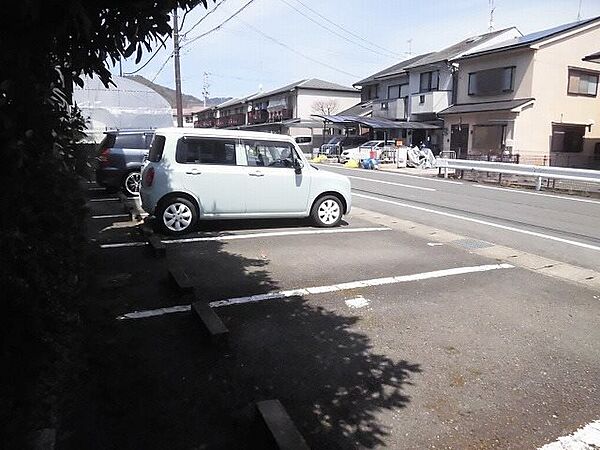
[347,175,436,192]
[354,193,600,252]
[116,263,513,320]
[538,419,600,449]
[88,198,120,202]
[88,187,106,191]
[100,227,391,248]
[91,214,130,219]
[475,184,600,205]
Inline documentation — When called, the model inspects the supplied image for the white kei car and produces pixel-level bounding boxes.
[140,128,352,235]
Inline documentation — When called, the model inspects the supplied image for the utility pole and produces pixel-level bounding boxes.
[202,72,210,108]
[577,0,583,21]
[173,8,184,127]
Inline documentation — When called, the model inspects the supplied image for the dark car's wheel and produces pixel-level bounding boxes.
[123,171,141,197]
[311,195,343,227]
[157,197,198,235]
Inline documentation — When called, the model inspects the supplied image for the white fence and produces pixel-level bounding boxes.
[435,158,600,190]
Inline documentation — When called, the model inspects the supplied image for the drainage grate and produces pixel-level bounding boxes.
[452,238,495,250]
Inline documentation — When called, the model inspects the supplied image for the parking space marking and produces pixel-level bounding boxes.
[100,227,391,249]
[88,186,106,191]
[88,198,120,202]
[116,263,513,320]
[100,242,147,249]
[474,184,600,205]
[91,214,130,219]
[538,419,600,449]
[347,175,436,192]
[354,193,600,252]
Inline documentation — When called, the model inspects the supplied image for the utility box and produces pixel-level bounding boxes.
[396,146,408,168]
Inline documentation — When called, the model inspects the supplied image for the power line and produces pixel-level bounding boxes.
[151,51,173,82]
[277,0,398,60]
[123,45,167,75]
[234,15,359,79]
[290,0,403,58]
[181,0,228,38]
[181,0,256,48]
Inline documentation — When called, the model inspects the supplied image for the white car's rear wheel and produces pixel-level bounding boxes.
[158,197,198,235]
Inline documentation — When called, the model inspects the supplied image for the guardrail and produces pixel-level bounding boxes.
[435,158,600,190]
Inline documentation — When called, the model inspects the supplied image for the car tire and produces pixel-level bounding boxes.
[311,195,343,228]
[123,171,141,197]
[157,197,198,235]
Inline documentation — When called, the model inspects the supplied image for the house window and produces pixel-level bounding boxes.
[551,124,585,153]
[365,84,379,100]
[419,71,439,93]
[567,69,598,96]
[472,125,505,153]
[388,84,400,99]
[468,67,515,96]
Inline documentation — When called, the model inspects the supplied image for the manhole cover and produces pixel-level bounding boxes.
[452,238,494,249]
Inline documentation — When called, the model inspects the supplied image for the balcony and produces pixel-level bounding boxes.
[216,113,246,128]
[372,98,407,120]
[268,108,293,122]
[196,118,216,128]
[248,109,269,124]
[410,91,452,115]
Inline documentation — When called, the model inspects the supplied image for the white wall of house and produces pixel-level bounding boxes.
[295,89,360,119]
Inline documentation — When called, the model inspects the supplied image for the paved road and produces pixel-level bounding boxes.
[66,181,600,450]
[322,164,600,271]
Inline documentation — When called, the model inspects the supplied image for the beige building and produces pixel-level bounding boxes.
[440,17,600,168]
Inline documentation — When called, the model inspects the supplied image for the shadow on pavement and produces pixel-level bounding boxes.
[60,217,419,449]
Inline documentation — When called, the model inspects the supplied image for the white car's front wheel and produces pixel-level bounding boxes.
[311,195,343,227]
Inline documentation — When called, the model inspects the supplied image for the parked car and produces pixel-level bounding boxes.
[96,129,155,196]
[320,135,370,160]
[294,135,314,157]
[140,128,352,235]
[339,140,395,163]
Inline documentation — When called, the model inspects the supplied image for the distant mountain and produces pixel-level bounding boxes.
[125,75,231,109]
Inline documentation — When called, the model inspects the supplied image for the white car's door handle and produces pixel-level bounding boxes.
[249,171,264,177]
[186,169,202,175]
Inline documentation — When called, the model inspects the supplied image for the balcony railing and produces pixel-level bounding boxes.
[196,118,216,128]
[215,113,246,128]
[410,91,452,115]
[268,108,293,122]
[248,109,269,124]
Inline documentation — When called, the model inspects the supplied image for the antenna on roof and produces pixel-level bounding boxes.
[488,0,496,32]
[577,0,583,21]
[406,39,414,56]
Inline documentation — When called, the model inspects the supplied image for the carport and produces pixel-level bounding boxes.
[312,114,441,147]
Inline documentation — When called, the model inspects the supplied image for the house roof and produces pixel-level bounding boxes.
[354,53,433,86]
[338,100,373,116]
[583,51,600,63]
[405,28,518,69]
[460,16,600,59]
[439,98,535,115]
[247,78,357,101]
[216,92,259,109]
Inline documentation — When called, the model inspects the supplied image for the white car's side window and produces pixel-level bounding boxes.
[242,140,295,168]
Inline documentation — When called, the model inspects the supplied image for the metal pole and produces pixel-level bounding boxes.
[535,176,542,191]
[173,9,184,128]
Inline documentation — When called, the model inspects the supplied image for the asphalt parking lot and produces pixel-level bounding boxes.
[63,182,600,449]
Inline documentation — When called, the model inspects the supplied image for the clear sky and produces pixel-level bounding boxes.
[115,0,600,100]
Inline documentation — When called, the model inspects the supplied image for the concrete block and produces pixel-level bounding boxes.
[256,400,310,450]
[168,266,194,292]
[191,300,229,344]
[148,234,166,258]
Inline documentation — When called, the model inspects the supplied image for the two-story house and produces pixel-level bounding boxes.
[195,79,359,147]
[440,17,600,168]
[353,28,520,152]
